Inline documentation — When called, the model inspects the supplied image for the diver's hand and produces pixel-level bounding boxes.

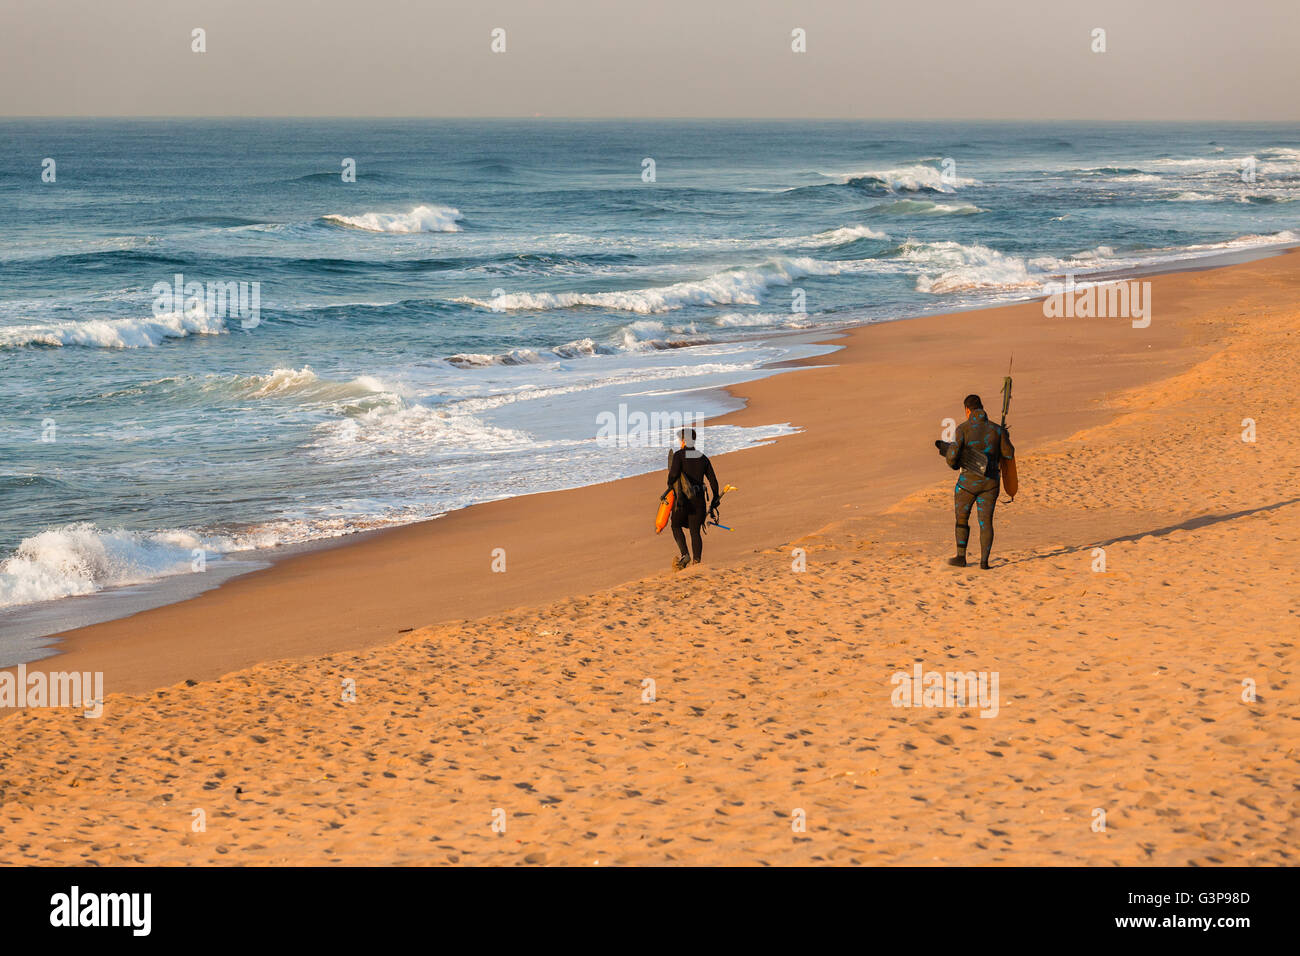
[935,439,947,454]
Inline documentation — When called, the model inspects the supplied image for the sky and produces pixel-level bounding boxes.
[2,0,1298,119]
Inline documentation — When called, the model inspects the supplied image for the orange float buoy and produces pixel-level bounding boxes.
[1001,456,1018,500]
[654,490,675,534]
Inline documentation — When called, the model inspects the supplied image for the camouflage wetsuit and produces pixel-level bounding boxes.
[944,409,1015,565]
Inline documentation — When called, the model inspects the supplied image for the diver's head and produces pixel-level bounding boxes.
[963,394,983,419]
[679,427,696,449]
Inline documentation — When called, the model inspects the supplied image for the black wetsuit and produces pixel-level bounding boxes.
[666,447,720,562]
[944,409,1015,565]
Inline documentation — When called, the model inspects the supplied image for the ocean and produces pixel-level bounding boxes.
[1,119,1297,646]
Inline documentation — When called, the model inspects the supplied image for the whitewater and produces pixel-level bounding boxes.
[2,118,1297,630]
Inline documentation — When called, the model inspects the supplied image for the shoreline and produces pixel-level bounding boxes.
[5,238,1294,664]
[0,336,837,664]
[7,247,1260,696]
[3,248,1297,865]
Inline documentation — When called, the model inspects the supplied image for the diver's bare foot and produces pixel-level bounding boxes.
[980,559,991,570]
[947,555,967,567]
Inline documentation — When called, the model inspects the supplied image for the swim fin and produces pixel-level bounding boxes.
[936,440,990,476]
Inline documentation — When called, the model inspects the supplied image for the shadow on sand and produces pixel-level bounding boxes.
[1001,496,1300,567]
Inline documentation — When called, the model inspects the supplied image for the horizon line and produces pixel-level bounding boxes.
[3,115,1298,124]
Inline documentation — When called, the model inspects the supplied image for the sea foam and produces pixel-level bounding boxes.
[454,257,863,314]
[0,309,225,349]
[0,523,258,608]
[903,241,1041,294]
[323,204,464,233]
[831,164,979,193]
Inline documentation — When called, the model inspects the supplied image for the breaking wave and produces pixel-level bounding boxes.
[0,523,267,609]
[804,225,889,245]
[903,241,1040,295]
[323,204,464,233]
[827,164,979,194]
[446,338,617,368]
[218,366,391,403]
[453,257,864,314]
[0,308,226,349]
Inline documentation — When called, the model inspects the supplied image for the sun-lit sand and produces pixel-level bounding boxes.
[2,253,1296,865]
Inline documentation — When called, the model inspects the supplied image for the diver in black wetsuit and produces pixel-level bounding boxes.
[666,427,720,571]
[942,394,1015,569]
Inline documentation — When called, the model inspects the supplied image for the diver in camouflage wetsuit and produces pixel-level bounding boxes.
[943,394,1015,569]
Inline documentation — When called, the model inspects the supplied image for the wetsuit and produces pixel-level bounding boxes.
[944,409,1015,566]
[666,447,720,563]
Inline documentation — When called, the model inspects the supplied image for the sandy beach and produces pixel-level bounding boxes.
[2,251,1297,866]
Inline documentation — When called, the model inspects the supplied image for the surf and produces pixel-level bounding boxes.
[322,203,464,233]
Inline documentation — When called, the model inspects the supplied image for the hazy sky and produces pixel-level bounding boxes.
[3,0,1298,119]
